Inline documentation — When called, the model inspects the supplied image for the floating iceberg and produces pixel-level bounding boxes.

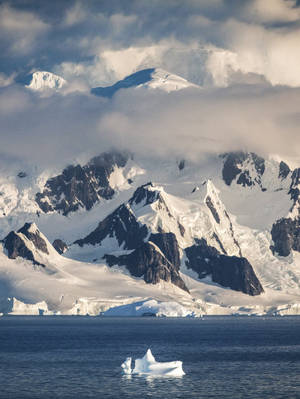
[121,349,185,377]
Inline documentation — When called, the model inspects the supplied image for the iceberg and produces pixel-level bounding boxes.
[121,349,185,377]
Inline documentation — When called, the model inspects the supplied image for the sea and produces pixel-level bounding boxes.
[0,316,300,399]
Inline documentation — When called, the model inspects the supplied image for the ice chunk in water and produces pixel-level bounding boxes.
[121,357,132,375]
[121,349,185,377]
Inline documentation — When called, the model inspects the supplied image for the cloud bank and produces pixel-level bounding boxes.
[0,0,300,170]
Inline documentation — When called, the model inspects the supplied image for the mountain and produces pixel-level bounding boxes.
[2,222,52,267]
[26,71,66,91]
[36,152,129,215]
[91,68,198,97]
[72,181,262,296]
[1,149,299,315]
[0,69,300,316]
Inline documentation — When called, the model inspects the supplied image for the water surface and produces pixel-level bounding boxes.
[0,316,300,399]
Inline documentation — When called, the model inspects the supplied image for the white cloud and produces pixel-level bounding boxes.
[0,4,49,53]
[96,84,300,162]
[2,0,300,171]
[109,13,138,35]
[222,19,300,87]
[0,72,15,87]
[243,0,300,23]
[63,2,87,26]
[100,44,166,80]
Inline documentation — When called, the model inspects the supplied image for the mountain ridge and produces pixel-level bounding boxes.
[0,66,299,315]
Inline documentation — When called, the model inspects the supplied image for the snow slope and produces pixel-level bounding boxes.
[26,71,66,91]
[0,122,299,315]
[91,68,199,97]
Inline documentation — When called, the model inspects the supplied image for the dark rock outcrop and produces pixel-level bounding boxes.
[18,223,49,254]
[74,203,148,249]
[148,232,181,270]
[74,183,172,250]
[185,238,263,296]
[289,168,300,203]
[271,166,300,257]
[105,240,188,292]
[2,223,48,267]
[205,195,220,224]
[271,218,300,257]
[53,239,68,254]
[73,183,188,291]
[222,152,265,189]
[36,152,128,216]
[129,182,159,206]
[279,161,290,180]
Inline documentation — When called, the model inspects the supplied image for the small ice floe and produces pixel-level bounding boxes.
[121,348,185,377]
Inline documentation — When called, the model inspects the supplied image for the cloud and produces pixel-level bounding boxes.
[2,0,300,89]
[1,81,300,173]
[220,19,300,87]
[0,4,49,54]
[0,72,15,87]
[242,0,300,23]
[1,0,300,172]
[96,85,300,163]
[62,2,87,27]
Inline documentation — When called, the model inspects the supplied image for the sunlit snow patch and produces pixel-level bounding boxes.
[121,349,185,377]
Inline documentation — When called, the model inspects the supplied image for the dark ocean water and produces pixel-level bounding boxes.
[0,316,300,399]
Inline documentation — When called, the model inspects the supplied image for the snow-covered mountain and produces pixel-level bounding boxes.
[26,71,66,91]
[1,148,300,316]
[91,68,198,97]
[0,68,300,316]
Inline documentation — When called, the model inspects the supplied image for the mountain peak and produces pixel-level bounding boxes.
[26,71,66,91]
[91,68,198,97]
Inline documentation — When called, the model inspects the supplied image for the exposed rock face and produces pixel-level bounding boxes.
[271,218,300,257]
[149,233,181,270]
[205,195,220,224]
[3,232,40,265]
[279,161,290,180]
[36,152,128,215]
[74,203,148,249]
[53,239,68,254]
[18,223,49,254]
[105,240,189,292]
[270,166,300,257]
[222,152,265,189]
[73,183,188,291]
[74,183,173,250]
[129,182,160,207]
[185,238,263,296]
[128,183,174,222]
[73,180,260,294]
[2,223,48,267]
[289,168,300,203]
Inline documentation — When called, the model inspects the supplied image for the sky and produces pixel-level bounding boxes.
[0,0,300,169]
